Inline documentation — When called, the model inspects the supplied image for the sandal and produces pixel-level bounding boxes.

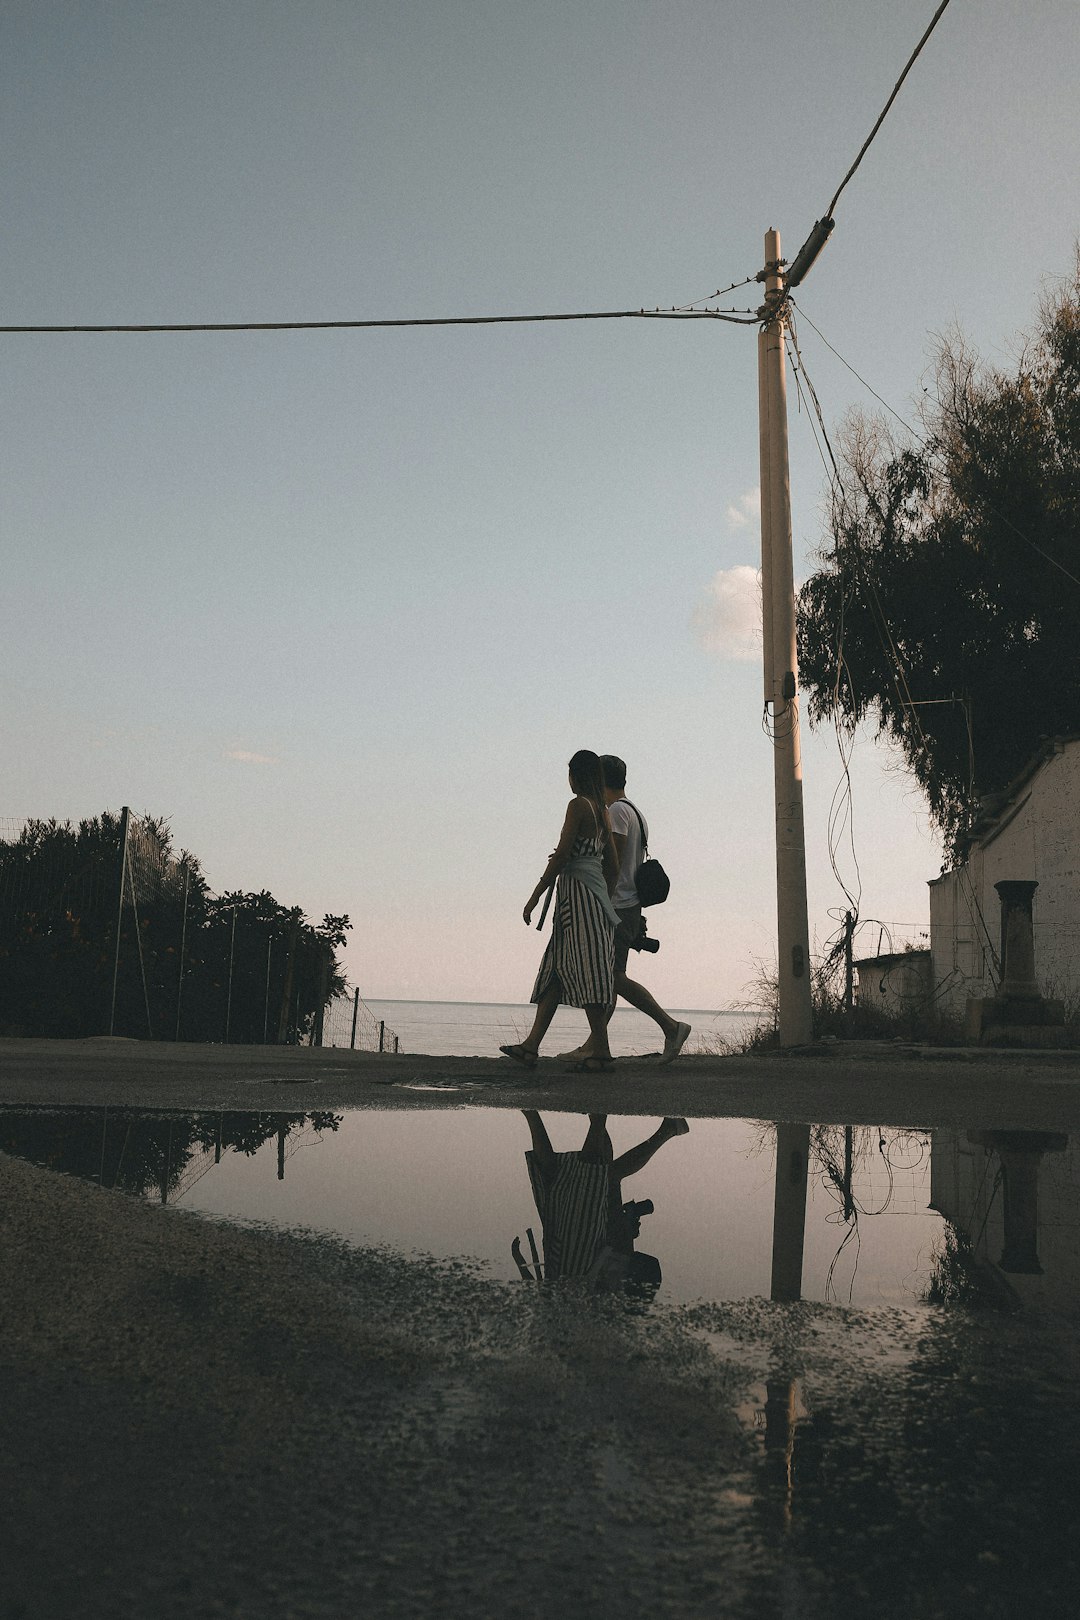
[499,1043,538,1069]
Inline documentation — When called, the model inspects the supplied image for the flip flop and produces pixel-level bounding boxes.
[499,1043,538,1069]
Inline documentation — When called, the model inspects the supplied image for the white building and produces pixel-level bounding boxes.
[929,735,1080,1020]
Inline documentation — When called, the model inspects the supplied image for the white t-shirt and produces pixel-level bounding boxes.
[608,798,648,910]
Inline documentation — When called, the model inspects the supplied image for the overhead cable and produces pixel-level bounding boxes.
[824,0,955,220]
[0,305,759,336]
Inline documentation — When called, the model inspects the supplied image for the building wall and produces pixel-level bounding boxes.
[929,741,1080,1018]
[855,951,932,1017]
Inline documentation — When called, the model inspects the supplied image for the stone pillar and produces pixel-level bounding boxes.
[995,880,1039,997]
[964,878,1066,1046]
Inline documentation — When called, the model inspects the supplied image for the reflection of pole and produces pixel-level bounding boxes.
[843,1126,855,1223]
[108,806,132,1035]
[770,1122,811,1302]
[764,1376,799,1531]
[277,1124,286,1181]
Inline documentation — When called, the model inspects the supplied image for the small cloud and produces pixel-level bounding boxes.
[692,565,761,662]
[225,748,279,765]
[725,487,761,531]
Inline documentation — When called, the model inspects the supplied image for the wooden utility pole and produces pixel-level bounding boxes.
[758,229,813,1047]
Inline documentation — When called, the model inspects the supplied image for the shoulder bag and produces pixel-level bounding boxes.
[624,801,670,907]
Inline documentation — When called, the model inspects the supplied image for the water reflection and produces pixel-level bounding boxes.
[513,1111,688,1297]
[0,1103,979,1309]
[0,1106,342,1204]
[929,1126,1078,1314]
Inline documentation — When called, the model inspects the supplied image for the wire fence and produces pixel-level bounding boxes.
[323,991,402,1054]
[0,809,398,1049]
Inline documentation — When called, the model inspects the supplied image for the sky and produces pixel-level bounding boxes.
[2,0,1078,1011]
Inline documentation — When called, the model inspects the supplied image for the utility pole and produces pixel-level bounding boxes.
[758,228,813,1047]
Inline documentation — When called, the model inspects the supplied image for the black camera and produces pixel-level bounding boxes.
[629,917,660,954]
[620,1197,654,1241]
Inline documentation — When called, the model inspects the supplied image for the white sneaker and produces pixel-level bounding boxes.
[658,1021,691,1065]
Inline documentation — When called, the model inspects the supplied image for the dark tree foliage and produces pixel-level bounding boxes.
[0,814,351,1041]
[797,259,1080,856]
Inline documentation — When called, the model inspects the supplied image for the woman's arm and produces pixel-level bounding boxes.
[523,799,583,924]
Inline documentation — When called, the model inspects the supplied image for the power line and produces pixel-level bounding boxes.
[0,305,759,336]
[825,0,955,219]
[789,300,917,436]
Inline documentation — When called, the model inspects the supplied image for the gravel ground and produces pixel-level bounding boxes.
[4,1038,1080,1618]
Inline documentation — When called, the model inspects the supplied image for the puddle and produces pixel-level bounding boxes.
[10,1102,1070,1314]
[5,1101,1080,1616]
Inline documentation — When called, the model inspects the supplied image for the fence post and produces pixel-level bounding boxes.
[379,1020,385,1053]
[350,987,360,1049]
[108,806,132,1036]
[224,905,237,1043]
[174,865,190,1042]
[262,927,273,1044]
[313,943,329,1047]
[276,909,301,1044]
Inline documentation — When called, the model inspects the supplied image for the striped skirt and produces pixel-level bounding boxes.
[531,872,615,1009]
[526,1151,610,1280]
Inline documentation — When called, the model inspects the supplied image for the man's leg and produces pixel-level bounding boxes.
[614,970,692,1063]
[611,1116,689,1180]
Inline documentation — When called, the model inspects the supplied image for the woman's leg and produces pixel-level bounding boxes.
[583,1003,613,1062]
[518,983,562,1056]
[580,1113,613,1161]
[522,1110,556,1176]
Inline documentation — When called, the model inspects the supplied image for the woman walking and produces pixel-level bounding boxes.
[500,749,619,1071]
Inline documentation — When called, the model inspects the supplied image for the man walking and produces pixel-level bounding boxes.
[563,756,691,1065]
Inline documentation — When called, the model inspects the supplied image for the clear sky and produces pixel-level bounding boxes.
[3,1,1077,1009]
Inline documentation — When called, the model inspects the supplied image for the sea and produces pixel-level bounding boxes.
[359,999,757,1059]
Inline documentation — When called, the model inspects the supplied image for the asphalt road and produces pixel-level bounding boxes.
[3,1034,1080,1129]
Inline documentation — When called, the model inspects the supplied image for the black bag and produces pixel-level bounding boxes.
[625,802,670,907]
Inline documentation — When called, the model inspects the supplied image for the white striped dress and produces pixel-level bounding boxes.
[530,829,616,1009]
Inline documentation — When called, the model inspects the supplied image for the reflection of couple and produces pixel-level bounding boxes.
[514,1111,688,1290]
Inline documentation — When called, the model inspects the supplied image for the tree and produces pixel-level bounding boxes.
[0,813,351,1041]
[797,256,1080,856]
